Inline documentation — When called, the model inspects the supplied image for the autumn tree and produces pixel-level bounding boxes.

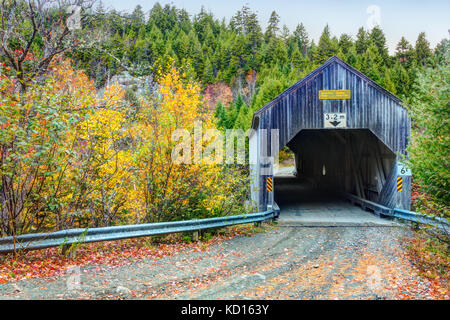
[0,0,95,93]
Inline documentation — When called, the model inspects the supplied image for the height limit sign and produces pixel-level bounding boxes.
[324,113,347,128]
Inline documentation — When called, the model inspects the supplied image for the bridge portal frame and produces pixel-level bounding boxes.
[250,56,411,212]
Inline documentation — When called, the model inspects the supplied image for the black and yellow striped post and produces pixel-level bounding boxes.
[397,176,403,192]
[266,177,273,193]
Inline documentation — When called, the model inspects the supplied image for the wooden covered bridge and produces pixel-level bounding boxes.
[249,56,411,214]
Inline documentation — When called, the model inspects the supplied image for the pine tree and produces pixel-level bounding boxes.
[234,105,252,129]
[313,25,338,64]
[265,11,280,42]
[131,5,145,30]
[434,38,450,64]
[148,24,165,63]
[362,43,384,83]
[355,27,369,55]
[395,37,415,68]
[214,101,228,129]
[382,69,396,94]
[280,25,291,44]
[203,57,214,84]
[266,38,288,66]
[391,61,410,96]
[293,23,309,56]
[369,26,390,65]
[291,44,305,70]
[344,45,361,70]
[415,32,432,66]
[338,33,353,55]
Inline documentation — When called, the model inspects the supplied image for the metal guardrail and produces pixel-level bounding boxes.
[344,193,392,217]
[392,208,449,232]
[343,193,449,232]
[0,210,276,254]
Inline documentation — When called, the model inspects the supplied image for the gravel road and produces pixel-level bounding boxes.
[0,223,437,300]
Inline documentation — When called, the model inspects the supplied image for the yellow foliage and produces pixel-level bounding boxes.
[0,59,249,235]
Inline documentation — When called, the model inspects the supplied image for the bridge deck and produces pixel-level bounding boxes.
[274,173,400,227]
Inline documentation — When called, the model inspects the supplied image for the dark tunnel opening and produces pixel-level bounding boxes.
[274,129,396,212]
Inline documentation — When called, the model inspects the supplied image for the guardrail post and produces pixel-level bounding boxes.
[61,244,77,259]
[267,204,276,222]
[192,231,199,242]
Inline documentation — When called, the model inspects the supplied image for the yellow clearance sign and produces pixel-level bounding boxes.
[319,90,351,100]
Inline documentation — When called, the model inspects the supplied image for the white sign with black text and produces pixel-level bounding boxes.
[324,113,347,128]
[397,162,412,176]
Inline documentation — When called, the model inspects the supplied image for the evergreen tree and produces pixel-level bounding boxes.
[131,5,145,30]
[265,11,280,42]
[391,61,410,97]
[395,37,415,68]
[369,26,390,65]
[293,23,309,56]
[266,38,288,66]
[338,33,353,55]
[344,45,361,70]
[313,25,338,64]
[280,25,291,44]
[415,32,432,66]
[291,44,305,70]
[362,43,384,83]
[214,101,228,129]
[434,38,450,64]
[355,27,369,54]
[407,50,450,205]
[382,69,396,94]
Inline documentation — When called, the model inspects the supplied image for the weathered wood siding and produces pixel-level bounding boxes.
[252,56,411,211]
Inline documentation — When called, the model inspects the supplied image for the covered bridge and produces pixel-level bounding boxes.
[249,56,411,213]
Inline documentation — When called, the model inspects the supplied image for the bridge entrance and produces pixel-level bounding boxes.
[249,56,411,214]
[286,129,396,201]
[273,177,399,226]
[272,129,397,225]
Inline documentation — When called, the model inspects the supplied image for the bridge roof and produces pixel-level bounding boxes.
[252,55,405,126]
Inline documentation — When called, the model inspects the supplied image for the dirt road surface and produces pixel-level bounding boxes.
[0,223,437,300]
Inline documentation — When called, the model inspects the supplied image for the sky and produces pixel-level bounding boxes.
[101,0,450,54]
